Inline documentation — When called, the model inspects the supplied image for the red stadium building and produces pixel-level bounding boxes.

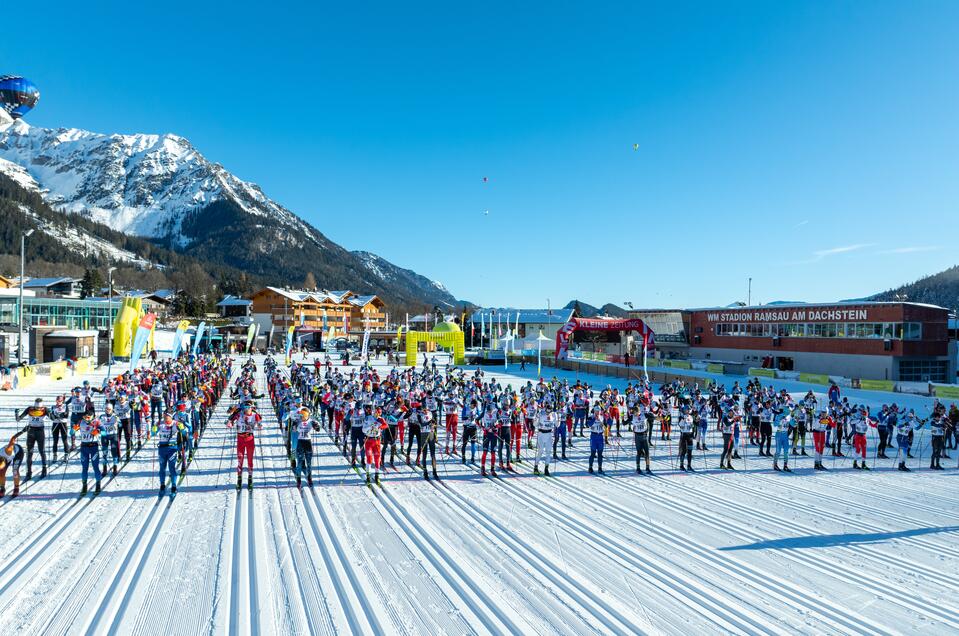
[688,302,955,382]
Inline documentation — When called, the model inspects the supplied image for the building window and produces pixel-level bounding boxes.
[712,321,919,340]
[904,322,922,340]
[898,359,947,382]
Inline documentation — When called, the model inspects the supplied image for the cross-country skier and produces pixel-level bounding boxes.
[417,405,439,479]
[115,395,134,460]
[294,406,321,487]
[479,404,499,476]
[772,407,792,472]
[50,395,70,462]
[677,409,695,471]
[719,401,740,470]
[895,410,924,471]
[0,433,24,497]
[362,405,387,485]
[929,414,946,470]
[631,405,652,474]
[228,402,262,489]
[16,398,50,480]
[587,406,606,474]
[74,408,102,495]
[533,407,554,476]
[98,403,122,476]
[154,413,184,495]
[460,399,478,464]
[811,410,833,470]
[850,407,875,470]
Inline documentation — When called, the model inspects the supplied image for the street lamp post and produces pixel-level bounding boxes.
[18,229,34,365]
[107,266,117,377]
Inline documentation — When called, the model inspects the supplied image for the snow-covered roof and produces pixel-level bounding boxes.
[468,308,574,324]
[327,290,352,303]
[46,329,99,338]
[260,287,362,305]
[217,295,252,307]
[348,295,379,307]
[23,276,79,289]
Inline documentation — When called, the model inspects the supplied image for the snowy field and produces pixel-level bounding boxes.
[0,354,957,635]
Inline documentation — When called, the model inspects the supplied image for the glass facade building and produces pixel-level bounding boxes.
[0,296,119,331]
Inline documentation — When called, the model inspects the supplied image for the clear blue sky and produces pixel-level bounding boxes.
[4,1,958,308]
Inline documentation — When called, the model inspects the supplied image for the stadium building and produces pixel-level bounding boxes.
[688,301,955,383]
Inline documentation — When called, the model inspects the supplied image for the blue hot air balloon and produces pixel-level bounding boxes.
[0,76,40,120]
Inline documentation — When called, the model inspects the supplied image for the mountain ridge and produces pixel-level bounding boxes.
[0,120,458,309]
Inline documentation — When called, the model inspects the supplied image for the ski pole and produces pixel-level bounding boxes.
[612,433,622,472]
[701,420,708,471]
[740,422,747,471]
[914,428,925,471]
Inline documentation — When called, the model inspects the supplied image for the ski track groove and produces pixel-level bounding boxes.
[285,364,486,635]
[322,483,460,635]
[555,420,959,629]
[95,398,231,635]
[456,461,761,636]
[6,359,959,635]
[394,475,594,636]
[591,464,959,630]
[658,469,959,599]
[0,441,151,628]
[386,454,641,636]
[272,486,337,635]
[24,494,140,635]
[513,460,896,636]
[302,486,384,634]
[705,469,959,555]
[494,467,811,635]
[4,500,134,634]
[80,499,171,635]
[369,480,522,636]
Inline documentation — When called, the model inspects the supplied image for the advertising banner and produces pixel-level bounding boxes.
[129,313,157,373]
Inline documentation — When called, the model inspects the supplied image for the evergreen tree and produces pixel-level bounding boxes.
[80,268,104,298]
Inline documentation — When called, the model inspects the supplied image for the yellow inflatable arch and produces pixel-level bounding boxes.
[405,323,465,366]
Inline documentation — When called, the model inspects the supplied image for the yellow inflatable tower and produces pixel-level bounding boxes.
[112,296,156,358]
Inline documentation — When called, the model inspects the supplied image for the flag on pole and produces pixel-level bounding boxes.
[285,325,295,363]
[171,320,190,359]
[193,322,207,355]
[129,313,157,373]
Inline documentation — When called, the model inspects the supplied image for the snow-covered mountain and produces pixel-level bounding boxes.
[0,120,457,307]
[0,120,318,246]
[352,251,455,308]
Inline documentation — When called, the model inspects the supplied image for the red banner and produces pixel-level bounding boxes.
[139,313,157,331]
[555,317,655,360]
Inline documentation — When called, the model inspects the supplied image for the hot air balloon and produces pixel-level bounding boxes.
[0,76,40,120]
[632,143,639,151]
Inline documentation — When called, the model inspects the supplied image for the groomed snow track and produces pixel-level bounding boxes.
[0,354,957,635]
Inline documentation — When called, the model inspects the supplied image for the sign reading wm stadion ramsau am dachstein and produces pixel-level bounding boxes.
[705,307,869,323]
